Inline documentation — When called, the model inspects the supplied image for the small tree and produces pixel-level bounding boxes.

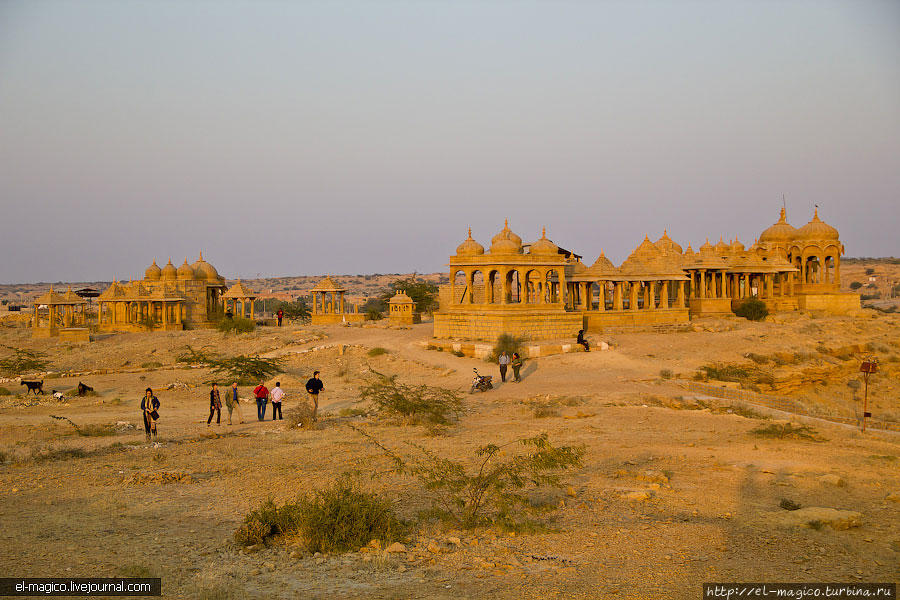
[354,427,583,529]
[734,298,768,321]
[175,345,283,384]
[849,281,863,290]
[279,299,311,323]
[358,371,464,425]
[379,277,439,314]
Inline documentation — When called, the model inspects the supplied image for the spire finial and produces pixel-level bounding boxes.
[467,226,472,238]
[504,218,509,229]
[541,226,547,239]
[813,205,819,219]
[199,250,204,261]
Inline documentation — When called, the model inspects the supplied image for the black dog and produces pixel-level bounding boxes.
[76,382,94,396]
[21,380,44,395]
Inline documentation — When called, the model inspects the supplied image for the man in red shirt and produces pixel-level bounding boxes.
[253,381,270,421]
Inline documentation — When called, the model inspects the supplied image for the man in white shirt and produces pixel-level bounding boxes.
[498,351,511,383]
[270,382,285,420]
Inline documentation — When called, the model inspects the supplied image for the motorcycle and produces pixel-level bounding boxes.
[470,368,493,394]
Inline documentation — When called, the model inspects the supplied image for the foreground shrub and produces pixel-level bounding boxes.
[285,403,318,429]
[234,480,403,553]
[50,415,117,437]
[734,298,769,321]
[367,347,388,357]
[358,371,464,425]
[217,317,255,334]
[0,387,10,396]
[355,428,583,529]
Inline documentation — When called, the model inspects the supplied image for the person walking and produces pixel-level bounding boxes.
[253,381,270,421]
[577,329,590,352]
[207,383,222,426]
[305,371,324,420]
[498,351,511,383]
[270,381,284,420]
[511,352,524,383]
[141,387,160,442]
[225,382,244,425]
[276,308,284,327]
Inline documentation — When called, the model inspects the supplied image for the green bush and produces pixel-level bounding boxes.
[358,371,463,425]
[365,308,383,321]
[140,361,162,369]
[234,480,403,553]
[734,298,768,321]
[217,316,255,334]
[0,387,10,396]
[751,422,825,441]
[849,281,863,290]
[489,334,522,362]
[367,347,388,357]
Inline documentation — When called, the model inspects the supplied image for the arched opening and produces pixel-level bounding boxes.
[451,270,466,304]
[524,269,541,304]
[471,271,485,304]
[486,270,500,304]
[546,270,560,304]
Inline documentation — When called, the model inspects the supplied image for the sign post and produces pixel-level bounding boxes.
[859,358,878,433]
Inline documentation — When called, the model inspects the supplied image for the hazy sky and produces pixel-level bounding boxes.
[1,0,898,283]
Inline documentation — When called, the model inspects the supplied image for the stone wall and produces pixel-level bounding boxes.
[433,309,582,341]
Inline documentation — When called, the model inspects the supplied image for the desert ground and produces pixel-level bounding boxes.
[0,308,898,599]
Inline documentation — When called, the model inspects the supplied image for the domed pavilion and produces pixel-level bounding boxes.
[96,252,227,332]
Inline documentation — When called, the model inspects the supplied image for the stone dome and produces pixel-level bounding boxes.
[730,238,745,253]
[714,236,730,255]
[196,261,220,281]
[177,258,195,280]
[161,259,177,280]
[796,207,839,241]
[759,207,798,243]
[655,230,683,255]
[144,260,162,281]
[698,238,716,258]
[455,227,485,256]
[489,219,523,254]
[529,227,559,256]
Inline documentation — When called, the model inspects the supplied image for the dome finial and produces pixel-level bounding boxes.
[813,205,819,220]
[779,206,786,221]
[199,250,204,261]
[541,226,547,239]
[467,226,472,238]
[504,218,509,228]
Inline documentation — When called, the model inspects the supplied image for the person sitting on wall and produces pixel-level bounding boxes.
[577,329,590,352]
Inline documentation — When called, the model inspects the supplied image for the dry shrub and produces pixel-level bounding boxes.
[234,480,403,553]
[358,371,463,425]
[0,387,10,396]
[659,369,674,379]
[367,347,388,357]
[217,317,255,334]
[734,298,768,321]
[751,422,825,441]
[286,403,318,429]
[354,427,583,530]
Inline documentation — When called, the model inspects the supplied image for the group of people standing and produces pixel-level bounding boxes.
[139,372,326,442]
[497,351,524,383]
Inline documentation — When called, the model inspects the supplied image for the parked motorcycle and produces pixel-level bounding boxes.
[470,368,493,394]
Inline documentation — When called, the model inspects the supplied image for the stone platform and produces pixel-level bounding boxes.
[797,293,861,314]
[433,307,582,342]
[583,308,689,332]
[426,338,588,359]
[688,297,733,317]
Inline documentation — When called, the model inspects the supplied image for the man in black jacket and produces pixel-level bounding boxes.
[305,371,324,420]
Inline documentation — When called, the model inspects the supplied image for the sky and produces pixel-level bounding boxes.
[0,0,898,283]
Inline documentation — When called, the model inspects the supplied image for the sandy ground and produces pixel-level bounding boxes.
[0,315,898,599]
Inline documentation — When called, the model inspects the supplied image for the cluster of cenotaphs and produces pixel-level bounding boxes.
[433,208,858,341]
[30,207,858,343]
